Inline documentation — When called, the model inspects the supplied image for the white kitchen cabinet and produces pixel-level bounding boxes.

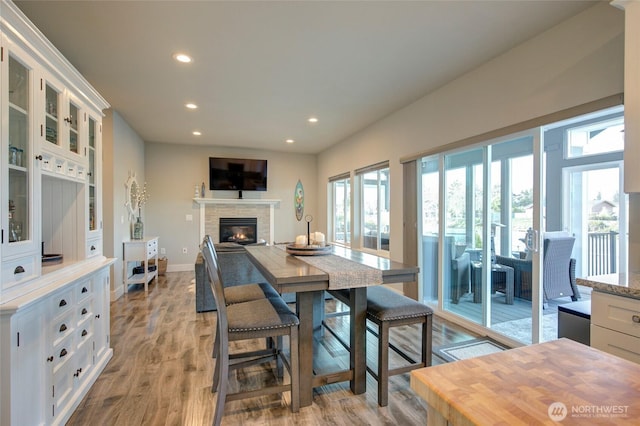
[590,291,640,364]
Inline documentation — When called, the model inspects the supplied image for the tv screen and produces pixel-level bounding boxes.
[209,157,268,191]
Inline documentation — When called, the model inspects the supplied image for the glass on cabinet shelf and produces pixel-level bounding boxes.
[7,55,30,244]
[88,116,98,231]
[45,83,60,146]
[68,102,79,153]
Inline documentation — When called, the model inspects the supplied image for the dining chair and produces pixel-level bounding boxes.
[201,244,300,426]
[202,236,281,304]
[202,236,283,362]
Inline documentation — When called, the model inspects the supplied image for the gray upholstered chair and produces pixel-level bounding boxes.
[202,236,280,305]
[496,232,580,306]
[201,241,299,426]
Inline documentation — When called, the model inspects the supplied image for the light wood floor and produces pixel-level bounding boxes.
[67,272,477,426]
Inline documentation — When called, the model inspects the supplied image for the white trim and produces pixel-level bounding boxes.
[193,198,280,206]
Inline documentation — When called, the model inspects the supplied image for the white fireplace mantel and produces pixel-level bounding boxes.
[194,198,281,243]
[193,197,281,207]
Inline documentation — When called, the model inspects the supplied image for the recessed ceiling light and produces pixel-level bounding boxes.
[173,53,193,63]
[193,131,202,136]
[185,103,198,109]
[286,139,295,144]
[308,117,318,123]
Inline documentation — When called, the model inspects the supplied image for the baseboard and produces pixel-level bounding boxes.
[167,263,195,272]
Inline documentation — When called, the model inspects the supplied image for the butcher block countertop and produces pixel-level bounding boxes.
[410,338,640,425]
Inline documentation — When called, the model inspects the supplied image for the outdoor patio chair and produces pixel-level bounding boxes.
[495,232,580,306]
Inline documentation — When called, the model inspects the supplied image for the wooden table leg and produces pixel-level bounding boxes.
[350,287,367,395]
[296,291,315,407]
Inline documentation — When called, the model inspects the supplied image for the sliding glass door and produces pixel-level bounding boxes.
[419,106,625,345]
[437,136,542,342]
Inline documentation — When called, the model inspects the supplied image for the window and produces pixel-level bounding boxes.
[566,117,624,158]
[358,163,390,253]
[330,174,350,245]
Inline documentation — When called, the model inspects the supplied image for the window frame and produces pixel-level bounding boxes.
[329,173,351,246]
[356,161,390,255]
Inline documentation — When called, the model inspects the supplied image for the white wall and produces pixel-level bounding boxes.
[144,143,317,270]
[103,110,146,299]
[316,2,624,263]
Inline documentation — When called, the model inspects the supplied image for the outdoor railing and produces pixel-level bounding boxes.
[587,231,618,276]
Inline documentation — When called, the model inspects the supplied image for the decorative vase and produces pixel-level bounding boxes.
[133,217,144,240]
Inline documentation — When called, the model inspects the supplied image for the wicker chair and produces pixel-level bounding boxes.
[495,232,580,306]
[201,242,299,426]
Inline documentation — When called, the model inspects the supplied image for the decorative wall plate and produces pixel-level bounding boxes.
[294,179,304,221]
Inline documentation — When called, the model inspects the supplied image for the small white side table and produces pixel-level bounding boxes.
[123,236,159,294]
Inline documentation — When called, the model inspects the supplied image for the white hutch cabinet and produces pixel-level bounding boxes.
[1,1,114,425]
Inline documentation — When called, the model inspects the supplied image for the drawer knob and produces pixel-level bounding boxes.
[47,356,54,362]
[81,329,88,337]
[633,315,640,324]
[59,348,67,358]
[14,265,25,274]
[81,308,88,315]
[59,299,67,307]
[82,286,88,293]
[59,324,67,332]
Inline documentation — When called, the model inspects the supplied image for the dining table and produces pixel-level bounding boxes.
[245,244,419,408]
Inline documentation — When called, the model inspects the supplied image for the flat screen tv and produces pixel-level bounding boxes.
[209,157,268,193]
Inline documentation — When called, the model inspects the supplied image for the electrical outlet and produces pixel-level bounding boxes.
[160,248,166,255]
[182,247,188,254]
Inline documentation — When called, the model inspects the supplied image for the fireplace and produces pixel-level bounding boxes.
[219,217,257,245]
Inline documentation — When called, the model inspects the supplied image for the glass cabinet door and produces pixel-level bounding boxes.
[88,116,97,231]
[44,82,60,146]
[67,100,79,154]
[7,54,31,244]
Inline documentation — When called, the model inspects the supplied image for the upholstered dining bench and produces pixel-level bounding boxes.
[326,286,433,406]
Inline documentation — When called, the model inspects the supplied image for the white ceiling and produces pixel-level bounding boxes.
[14,1,597,154]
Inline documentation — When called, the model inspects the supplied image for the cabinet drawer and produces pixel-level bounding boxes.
[51,288,74,317]
[66,162,77,178]
[591,292,640,338]
[147,240,157,257]
[87,239,102,258]
[77,318,94,351]
[77,299,94,327]
[40,152,55,172]
[1,255,37,291]
[124,244,146,259]
[591,324,640,364]
[76,165,85,181]
[77,280,93,302]
[52,335,74,373]
[54,157,66,175]
[51,310,75,347]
